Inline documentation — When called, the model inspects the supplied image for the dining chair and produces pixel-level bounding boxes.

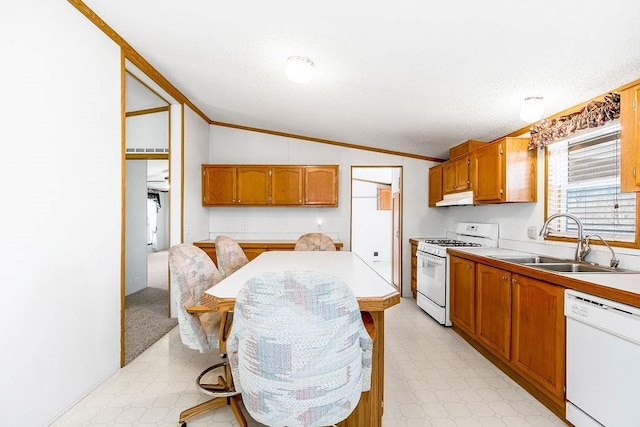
[214,235,249,277]
[228,270,372,426]
[294,232,337,251]
[168,244,246,427]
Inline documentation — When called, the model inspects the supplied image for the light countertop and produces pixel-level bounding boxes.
[448,247,640,304]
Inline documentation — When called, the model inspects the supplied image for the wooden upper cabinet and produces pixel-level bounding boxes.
[202,164,338,207]
[511,274,565,404]
[442,156,469,194]
[449,255,476,335]
[271,167,303,205]
[202,165,237,206]
[428,165,443,206]
[237,166,271,205]
[304,166,338,206]
[621,84,640,192]
[475,263,511,362]
[473,137,536,203]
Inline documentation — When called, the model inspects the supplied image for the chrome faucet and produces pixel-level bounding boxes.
[539,213,589,261]
[584,234,620,269]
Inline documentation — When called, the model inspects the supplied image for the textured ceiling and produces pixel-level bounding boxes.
[83,0,640,159]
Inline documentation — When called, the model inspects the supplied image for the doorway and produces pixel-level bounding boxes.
[351,166,402,291]
[122,68,175,365]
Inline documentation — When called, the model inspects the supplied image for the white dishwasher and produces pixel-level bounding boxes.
[565,289,640,427]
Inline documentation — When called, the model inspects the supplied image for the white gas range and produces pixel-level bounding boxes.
[416,223,499,325]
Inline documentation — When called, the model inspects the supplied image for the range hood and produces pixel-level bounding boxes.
[435,190,474,207]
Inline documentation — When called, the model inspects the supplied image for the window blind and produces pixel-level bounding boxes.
[546,122,636,242]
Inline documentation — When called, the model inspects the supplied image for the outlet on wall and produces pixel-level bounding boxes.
[527,226,537,240]
[241,222,248,231]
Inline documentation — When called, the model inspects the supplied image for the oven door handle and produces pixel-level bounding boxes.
[417,251,446,265]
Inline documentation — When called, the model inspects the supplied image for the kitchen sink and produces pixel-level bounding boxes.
[525,263,616,273]
[489,255,567,264]
[489,255,638,273]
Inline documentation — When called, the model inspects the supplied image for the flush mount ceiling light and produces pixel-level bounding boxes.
[286,56,314,84]
[520,96,545,122]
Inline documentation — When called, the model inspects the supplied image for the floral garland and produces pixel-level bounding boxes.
[528,92,620,150]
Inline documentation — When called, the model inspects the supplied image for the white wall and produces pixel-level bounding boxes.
[183,106,212,244]
[156,191,170,249]
[125,160,148,295]
[444,151,640,269]
[0,2,122,425]
[208,125,448,296]
[125,111,169,150]
[351,178,393,263]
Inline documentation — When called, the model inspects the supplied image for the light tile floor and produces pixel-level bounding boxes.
[52,298,566,426]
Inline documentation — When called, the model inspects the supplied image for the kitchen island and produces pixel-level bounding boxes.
[201,251,400,427]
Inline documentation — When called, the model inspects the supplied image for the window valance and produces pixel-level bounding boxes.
[528,92,620,150]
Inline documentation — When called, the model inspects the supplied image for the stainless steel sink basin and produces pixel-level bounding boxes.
[489,255,638,273]
[489,255,567,264]
[524,263,617,273]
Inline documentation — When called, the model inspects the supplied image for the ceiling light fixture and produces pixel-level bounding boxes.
[286,56,314,84]
[520,96,545,122]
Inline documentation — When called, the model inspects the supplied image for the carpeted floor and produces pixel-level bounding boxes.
[124,250,176,365]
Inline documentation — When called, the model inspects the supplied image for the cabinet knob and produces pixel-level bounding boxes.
[512,278,517,284]
[502,276,507,280]
[467,265,472,269]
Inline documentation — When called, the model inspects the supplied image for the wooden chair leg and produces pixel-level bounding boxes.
[178,397,228,423]
[229,395,247,426]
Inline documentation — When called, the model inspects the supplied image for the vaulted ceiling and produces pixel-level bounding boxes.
[83,0,640,159]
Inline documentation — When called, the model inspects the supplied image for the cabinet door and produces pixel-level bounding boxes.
[476,264,511,361]
[271,167,303,205]
[621,84,640,192]
[237,166,271,205]
[442,157,469,194]
[429,165,443,206]
[449,256,476,335]
[474,142,504,202]
[511,274,565,403]
[304,166,338,206]
[454,156,469,191]
[442,161,458,193]
[202,166,237,206]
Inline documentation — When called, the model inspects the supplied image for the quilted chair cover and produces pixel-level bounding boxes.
[294,233,337,251]
[228,270,373,427]
[169,244,223,353]
[215,235,249,278]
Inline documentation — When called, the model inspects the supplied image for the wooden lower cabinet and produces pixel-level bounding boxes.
[194,240,343,267]
[511,274,565,404]
[475,264,511,361]
[410,240,418,299]
[449,256,476,335]
[449,257,566,417]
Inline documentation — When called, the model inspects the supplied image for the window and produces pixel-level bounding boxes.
[546,121,637,244]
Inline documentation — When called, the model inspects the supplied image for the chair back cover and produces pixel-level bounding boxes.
[169,244,223,352]
[215,235,249,277]
[228,270,372,426]
[294,233,337,251]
